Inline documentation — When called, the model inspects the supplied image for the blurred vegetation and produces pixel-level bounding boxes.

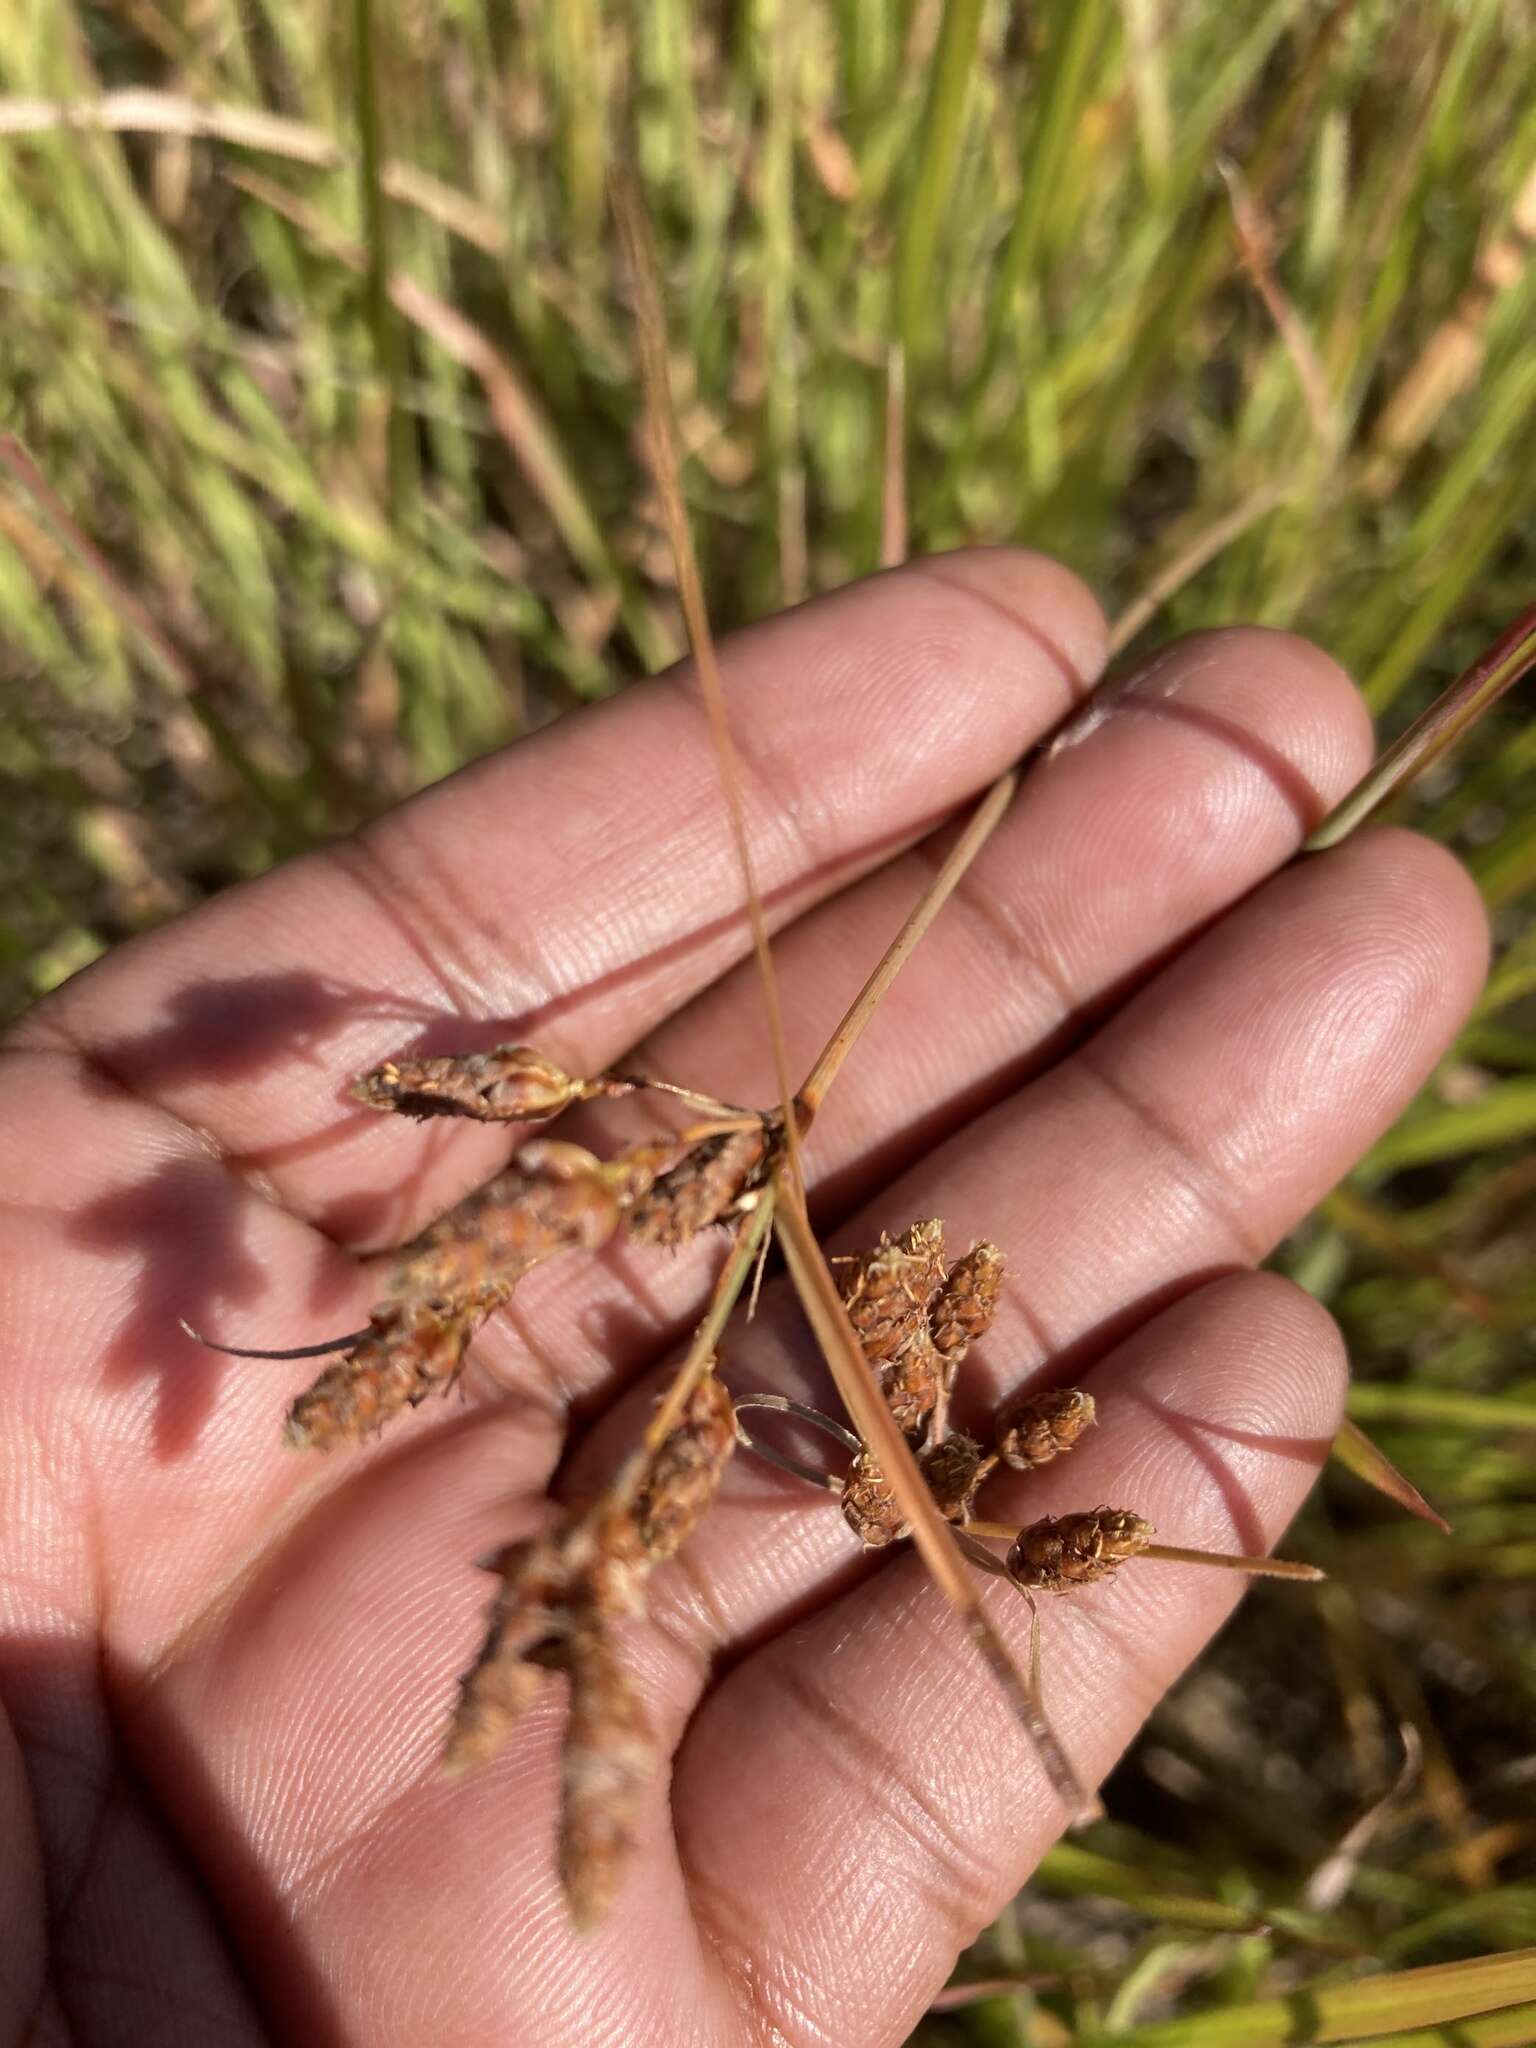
[3,1,1536,2041]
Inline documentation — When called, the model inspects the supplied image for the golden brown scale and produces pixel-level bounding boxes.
[625,1125,768,1247]
[351,1043,619,1123]
[993,1387,1097,1471]
[1007,1507,1153,1592]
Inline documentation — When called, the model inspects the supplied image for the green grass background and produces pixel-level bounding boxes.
[3,3,1536,2040]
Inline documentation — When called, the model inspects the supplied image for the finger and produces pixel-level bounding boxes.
[14,550,1104,1241]
[567,825,1485,1662]
[461,624,1374,1409]
[672,1273,1345,2048]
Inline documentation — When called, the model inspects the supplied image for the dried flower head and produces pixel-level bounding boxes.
[282,1138,681,1451]
[1007,1507,1153,1593]
[919,1431,989,1524]
[594,1373,736,1612]
[446,1366,739,1924]
[393,1140,632,1302]
[284,1296,483,1449]
[625,1124,769,1247]
[929,1239,1005,1365]
[993,1387,1097,1471]
[444,1532,578,1771]
[352,1043,619,1122]
[840,1447,909,1548]
[836,1218,949,1437]
[836,1218,947,1362]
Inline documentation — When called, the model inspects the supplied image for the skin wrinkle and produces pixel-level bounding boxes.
[912,834,1079,1026]
[1068,1040,1272,1267]
[785,1653,998,1917]
[116,1399,493,1702]
[903,558,1100,713]
[687,1628,1013,2048]
[652,664,826,900]
[685,1853,840,2048]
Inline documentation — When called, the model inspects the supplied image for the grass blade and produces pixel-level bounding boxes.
[1331,1417,1451,1535]
[1070,1949,1536,2045]
[895,0,986,366]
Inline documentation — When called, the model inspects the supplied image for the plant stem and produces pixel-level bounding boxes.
[579,1194,776,1537]
[797,767,1019,1117]
[1305,604,1536,851]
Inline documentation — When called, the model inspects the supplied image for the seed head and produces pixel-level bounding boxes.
[930,1240,1005,1364]
[837,1219,948,1365]
[595,1373,736,1612]
[352,1043,612,1123]
[919,1431,989,1524]
[559,1628,653,1933]
[625,1125,768,1247]
[840,1448,909,1548]
[993,1387,1096,1471]
[284,1296,483,1449]
[444,1533,577,1772]
[1006,1507,1153,1593]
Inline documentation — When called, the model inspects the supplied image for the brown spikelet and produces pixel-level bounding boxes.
[930,1239,1005,1364]
[919,1432,990,1524]
[836,1219,947,1362]
[842,1431,990,1544]
[446,1368,736,1928]
[595,1372,736,1612]
[352,1043,620,1123]
[875,1332,945,1439]
[559,1628,653,1932]
[993,1387,1097,1472]
[287,1141,682,1452]
[392,1139,659,1303]
[841,1447,909,1547]
[284,1296,487,1448]
[625,1125,768,1247]
[1006,1507,1153,1593]
[444,1533,576,1771]
[836,1218,949,1437]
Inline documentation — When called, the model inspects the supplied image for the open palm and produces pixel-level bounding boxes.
[0,550,1485,2047]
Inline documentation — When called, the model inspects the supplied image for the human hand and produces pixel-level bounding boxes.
[0,551,1485,2046]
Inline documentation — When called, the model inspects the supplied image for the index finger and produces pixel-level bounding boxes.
[15,550,1105,1239]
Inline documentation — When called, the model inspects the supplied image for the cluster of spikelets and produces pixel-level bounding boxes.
[203,1041,1290,1927]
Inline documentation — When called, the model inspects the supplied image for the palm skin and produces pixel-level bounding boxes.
[0,551,1486,2048]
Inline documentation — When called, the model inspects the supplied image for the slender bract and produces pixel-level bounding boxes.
[1306,604,1536,850]
[612,170,803,1187]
